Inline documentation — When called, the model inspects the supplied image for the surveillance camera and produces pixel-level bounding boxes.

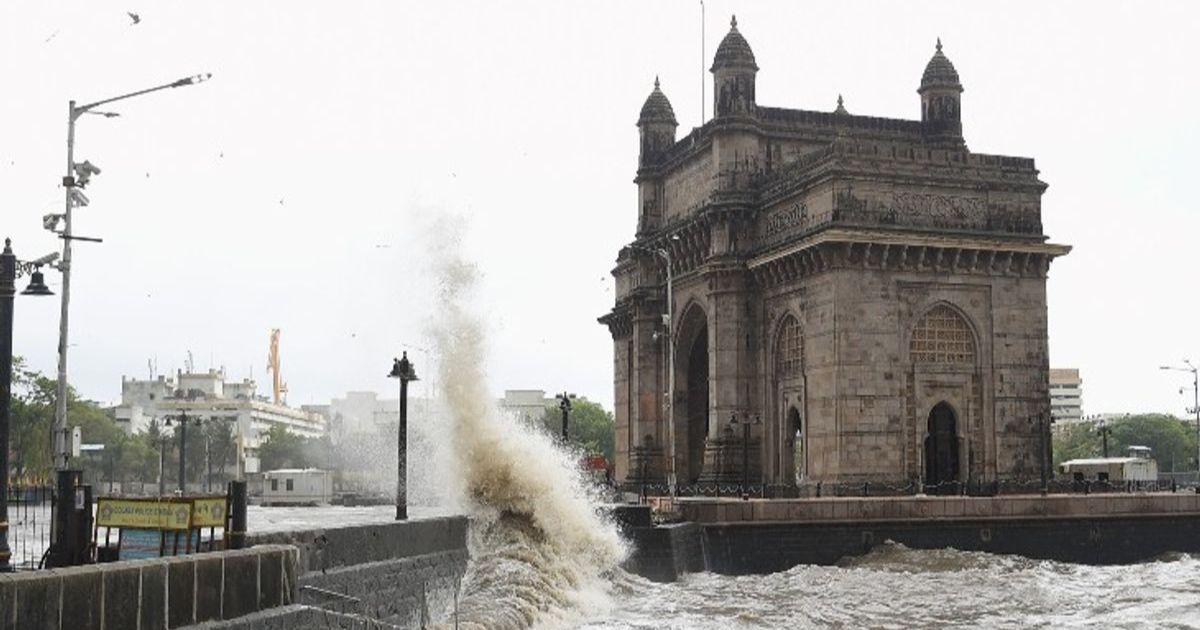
[73,160,101,187]
[43,213,65,232]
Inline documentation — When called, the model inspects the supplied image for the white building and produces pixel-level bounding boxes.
[498,390,553,426]
[113,369,326,474]
[304,391,438,439]
[1049,368,1084,424]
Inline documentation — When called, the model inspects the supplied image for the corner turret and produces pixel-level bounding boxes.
[918,38,965,148]
[637,76,678,167]
[711,15,758,118]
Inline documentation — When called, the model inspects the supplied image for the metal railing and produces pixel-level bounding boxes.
[625,478,1191,501]
[4,483,53,570]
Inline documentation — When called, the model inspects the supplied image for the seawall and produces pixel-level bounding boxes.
[622,493,1200,579]
[0,516,469,629]
[244,515,469,627]
[0,545,298,630]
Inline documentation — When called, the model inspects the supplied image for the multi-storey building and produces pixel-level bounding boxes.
[1049,369,1083,425]
[114,369,326,474]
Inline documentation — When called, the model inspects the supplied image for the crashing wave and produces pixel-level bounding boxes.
[425,215,626,629]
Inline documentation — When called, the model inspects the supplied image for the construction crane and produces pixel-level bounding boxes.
[267,329,288,405]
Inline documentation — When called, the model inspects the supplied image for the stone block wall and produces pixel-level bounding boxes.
[622,523,705,582]
[245,516,469,628]
[0,545,297,630]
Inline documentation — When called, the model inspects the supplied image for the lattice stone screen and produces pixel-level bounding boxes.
[776,315,803,376]
[910,305,976,364]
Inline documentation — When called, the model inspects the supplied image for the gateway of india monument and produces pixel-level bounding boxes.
[600,17,1071,490]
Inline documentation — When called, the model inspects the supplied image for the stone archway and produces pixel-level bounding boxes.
[924,401,959,490]
[786,406,803,484]
[684,332,709,483]
[674,303,710,484]
[773,313,804,485]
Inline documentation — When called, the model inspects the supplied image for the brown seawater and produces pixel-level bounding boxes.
[580,545,1200,629]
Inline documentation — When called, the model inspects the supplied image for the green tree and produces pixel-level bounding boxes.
[1053,422,1101,467]
[9,356,129,484]
[540,398,615,460]
[257,425,311,471]
[1053,414,1198,473]
[9,357,54,481]
[1109,414,1197,472]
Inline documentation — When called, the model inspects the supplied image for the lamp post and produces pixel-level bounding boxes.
[50,73,212,473]
[730,412,761,500]
[1038,413,1050,495]
[1,239,56,571]
[556,392,575,443]
[1097,419,1112,458]
[629,235,678,488]
[1160,362,1200,481]
[388,352,418,521]
[150,419,169,496]
[166,411,202,494]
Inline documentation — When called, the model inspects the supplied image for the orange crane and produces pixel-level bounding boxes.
[267,329,288,405]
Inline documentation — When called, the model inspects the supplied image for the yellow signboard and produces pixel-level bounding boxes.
[96,499,192,531]
[191,497,227,528]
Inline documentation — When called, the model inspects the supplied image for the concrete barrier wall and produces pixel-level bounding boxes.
[0,545,298,630]
[623,523,705,582]
[245,516,470,628]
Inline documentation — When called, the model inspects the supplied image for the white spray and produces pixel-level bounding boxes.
[424,215,627,629]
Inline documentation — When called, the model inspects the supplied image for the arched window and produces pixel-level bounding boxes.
[776,315,802,377]
[910,304,975,365]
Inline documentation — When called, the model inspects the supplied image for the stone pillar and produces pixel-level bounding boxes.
[628,305,667,484]
[699,267,758,483]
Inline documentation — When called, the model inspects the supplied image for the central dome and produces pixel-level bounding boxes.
[711,15,758,72]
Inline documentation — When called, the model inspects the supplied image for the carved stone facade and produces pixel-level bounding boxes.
[600,18,1070,488]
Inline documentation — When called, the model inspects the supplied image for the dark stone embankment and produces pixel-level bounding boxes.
[620,493,1200,579]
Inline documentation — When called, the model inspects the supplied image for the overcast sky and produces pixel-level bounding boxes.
[2,1,1198,418]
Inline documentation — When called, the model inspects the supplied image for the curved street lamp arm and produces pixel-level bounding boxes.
[75,74,212,117]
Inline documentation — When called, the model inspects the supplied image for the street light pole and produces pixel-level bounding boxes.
[1,239,56,571]
[1039,413,1050,495]
[1160,362,1200,481]
[51,74,212,472]
[389,352,418,521]
[1,242,18,572]
[168,411,200,494]
[731,412,762,500]
[557,392,575,443]
[1097,420,1112,458]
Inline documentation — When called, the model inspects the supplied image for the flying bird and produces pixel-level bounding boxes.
[127,12,141,25]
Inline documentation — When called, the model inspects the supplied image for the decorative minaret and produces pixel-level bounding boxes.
[637,76,678,168]
[918,38,965,148]
[711,15,758,118]
[636,77,677,234]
